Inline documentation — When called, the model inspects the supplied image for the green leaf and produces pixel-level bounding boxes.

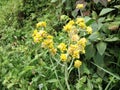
[85,44,96,59]
[104,37,120,42]
[99,8,114,16]
[96,42,107,55]
[46,79,58,83]
[88,32,101,42]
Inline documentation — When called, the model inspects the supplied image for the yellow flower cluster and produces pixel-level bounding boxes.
[76,4,84,9]
[32,30,47,43]
[36,21,46,28]
[32,22,56,55]
[63,20,75,32]
[58,43,67,52]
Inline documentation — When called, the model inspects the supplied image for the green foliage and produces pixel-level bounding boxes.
[0,0,120,90]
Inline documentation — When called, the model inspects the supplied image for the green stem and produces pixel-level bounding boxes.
[50,57,64,90]
[65,62,71,90]
[105,77,114,90]
[78,68,80,79]
[80,10,83,17]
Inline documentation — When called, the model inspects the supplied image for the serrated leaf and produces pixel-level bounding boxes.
[99,8,114,16]
[96,42,107,55]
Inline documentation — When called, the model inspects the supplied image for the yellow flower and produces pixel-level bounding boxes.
[32,29,38,37]
[86,26,92,34]
[58,43,67,52]
[76,4,84,9]
[41,39,54,49]
[76,18,85,24]
[50,48,57,55]
[72,50,80,59]
[74,60,82,68]
[47,35,53,39]
[36,21,46,28]
[71,34,80,42]
[68,20,75,25]
[78,22,86,29]
[60,54,67,62]
[63,24,72,32]
[39,30,47,37]
[77,38,87,48]
[68,44,79,55]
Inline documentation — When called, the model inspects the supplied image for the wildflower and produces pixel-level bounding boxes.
[78,22,86,29]
[76,18,85,24]
[77,38,87,48]
[41,39,54,49]
[50,48,57,55]
[72,50,80,59]
[47,35,53,39]
[39,30,47,38]
[32,30,43,43]
[74,60,82,68]
[71,34,80,42]
[68,20,75,25]
[63,24,72,32]
[86,26,92,34]
[76,4,84,9]
[58,43,67,52]
[68,44,79,55]
[36,21,46,28]
[32,29,38,37]
[60,54,67,62]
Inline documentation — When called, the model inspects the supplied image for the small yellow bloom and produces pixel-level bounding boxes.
[74,60,82,68]
[58,43,67,52]
[68,44,79,55]
[47,35,53,39]
[32,29,38,37]
[86,26,92,34]
[108,0,111,2]
[78,22,86,29]
[50,48,57,55]
[41,39,54,49]
[36,21,46,28]
[72,50,80,59]
[77,38,87,48]
[71,34,80,42]
[76,4,84,9]
[68,20,75,25]
[76,18,85,24]
[60,54,67,62]
[63,24,72,32]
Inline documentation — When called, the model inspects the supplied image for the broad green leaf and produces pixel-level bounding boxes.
[88,32,101,42]
[99,8,114,16]
[96,42,107,55]
[85,44,96,59]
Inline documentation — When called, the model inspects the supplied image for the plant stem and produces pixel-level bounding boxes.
[50,57,64,90]
[78,68,80,79]
[105,77,114,90]
[65,62,71,90]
